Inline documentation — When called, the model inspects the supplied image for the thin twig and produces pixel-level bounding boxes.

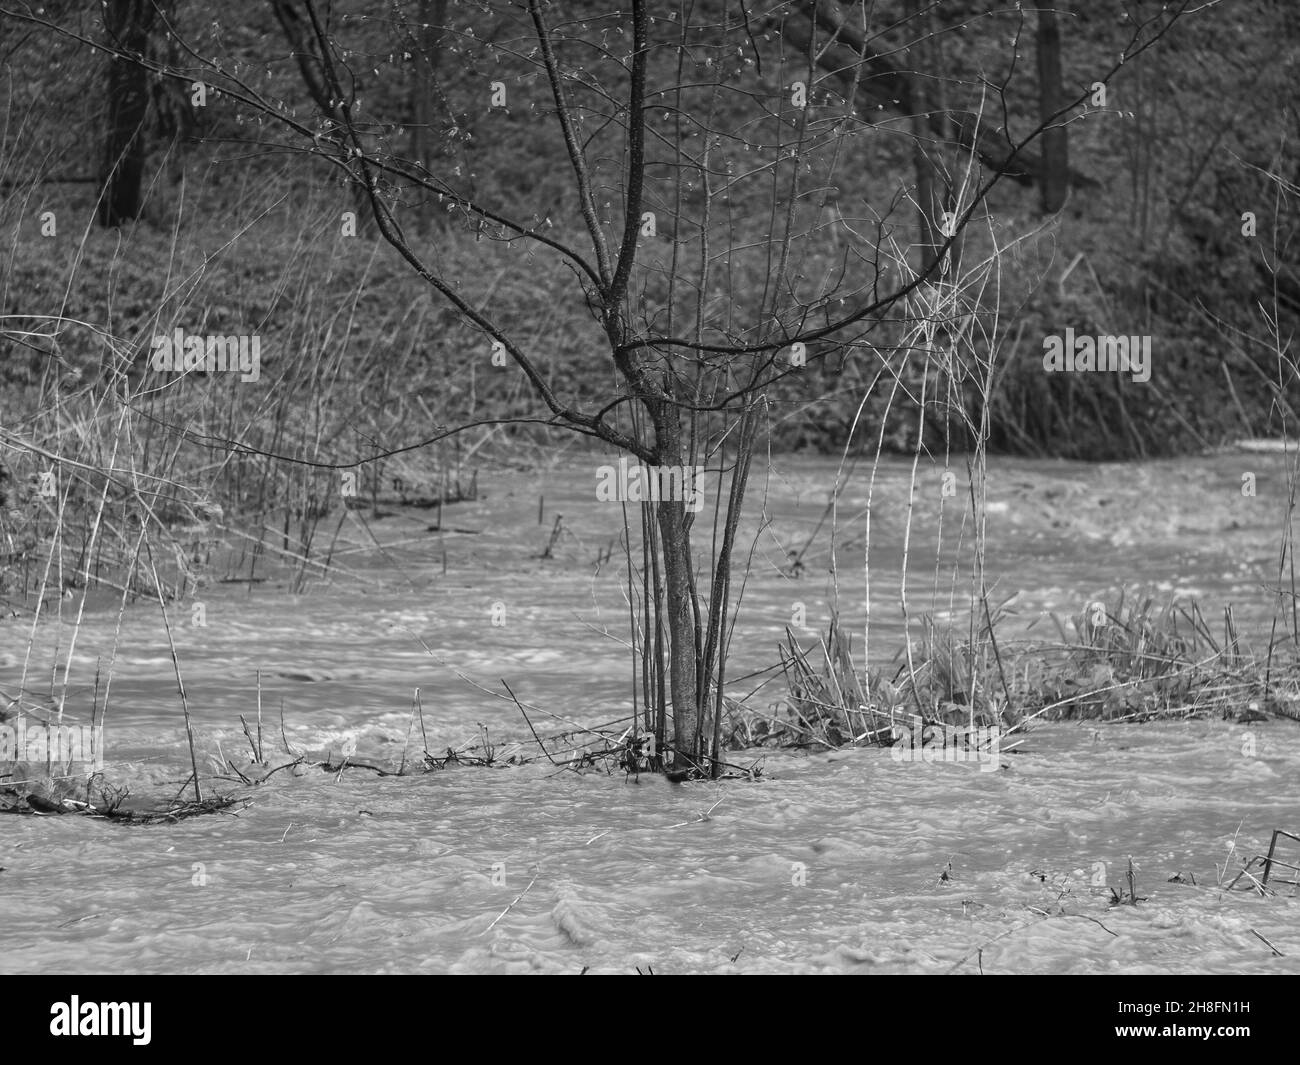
[503,679,559,765]
[483,871,540,934]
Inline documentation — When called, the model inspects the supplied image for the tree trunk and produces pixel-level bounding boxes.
[912,115,940,274]
[906,0,942,275]
[1036,7,1069,213]
[98,0,156,227]
[645,388,699,769]
[656,498,699,768]
[410,0,446,167]
[782,0,1097,193]
[409,0,447,229]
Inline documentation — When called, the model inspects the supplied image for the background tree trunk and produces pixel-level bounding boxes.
[783,0,1097,193]
[409,0,445,167]
[98,0,156,227]
[408,0,447,229]
[1036,6,1069,213]
[907,0,945,275]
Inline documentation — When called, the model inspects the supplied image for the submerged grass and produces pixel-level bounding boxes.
[749,589,1300,752]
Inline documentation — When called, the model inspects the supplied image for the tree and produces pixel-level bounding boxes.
[6,0,1194,772]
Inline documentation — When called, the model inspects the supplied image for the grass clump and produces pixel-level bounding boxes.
[743,590,1300,752]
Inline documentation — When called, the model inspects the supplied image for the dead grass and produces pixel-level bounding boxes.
[746,590,1300,751]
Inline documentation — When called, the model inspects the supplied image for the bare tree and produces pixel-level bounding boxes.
[4,0,1194,773]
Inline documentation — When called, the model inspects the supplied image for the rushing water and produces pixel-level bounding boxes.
[2,453,1297,973]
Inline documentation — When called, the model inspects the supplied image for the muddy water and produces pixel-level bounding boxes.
[1,453,1297,973]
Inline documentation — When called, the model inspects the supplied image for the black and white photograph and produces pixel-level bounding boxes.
[0,0,1296,1010]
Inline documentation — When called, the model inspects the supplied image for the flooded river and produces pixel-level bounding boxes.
[2,452,1297,973]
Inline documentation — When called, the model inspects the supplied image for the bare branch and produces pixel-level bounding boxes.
[528,0,614,288]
